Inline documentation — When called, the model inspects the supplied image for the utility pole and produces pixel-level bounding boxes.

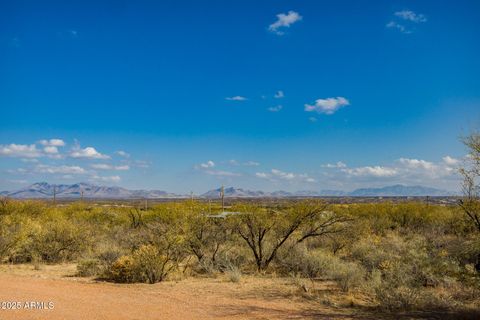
[144,198,148,211]
[220,185,225,212]
[53,185,56,206]
[81,189,84,202]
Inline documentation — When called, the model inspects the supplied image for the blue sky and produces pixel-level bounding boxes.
[1,0,479,193]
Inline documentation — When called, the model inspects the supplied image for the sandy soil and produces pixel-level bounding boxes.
[0,264,368,320]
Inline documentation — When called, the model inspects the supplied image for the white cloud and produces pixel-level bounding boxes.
[304,97,350,115]
[116,150,130,158]
[205,170,241,177]
[387,10,426,34]
[442,156,460,166]
[319,156,461,191]
[226,96,247,101]
[39,139,65,147]
[91,164,111,170]
[274,90,284,99]
[256,168,315,183]
[35,164,86,175]
[21,158,39,163]
[6,168,28,174]
[398,158,435,170]
[309,117,318,122]
[255,172,268,179]
[394,10,427,23]
[199,160,215,169]
[43,146,59,154]
[268,105,283,112]
[92,175,121,183]
[342,166,398,178]
[269,11,303,35]
[322,161,347,168]
[271,169,296,180]
[70,146,110,159]
[228,160,260,166]
[0,144,41,158]
[91,164,130,171]
[386,21,410,34]
[134,160,150,168]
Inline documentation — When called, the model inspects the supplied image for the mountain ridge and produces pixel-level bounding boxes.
[0,182,458,199]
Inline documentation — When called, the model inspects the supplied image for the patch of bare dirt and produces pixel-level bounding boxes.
[0,264,373,320]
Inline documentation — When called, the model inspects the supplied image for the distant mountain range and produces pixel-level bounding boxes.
[200,185,457,198]
[0,182,457,199]
[1,182,181,199]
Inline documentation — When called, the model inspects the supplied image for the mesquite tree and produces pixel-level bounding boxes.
[232,201,349,272]
[459,132,480,272]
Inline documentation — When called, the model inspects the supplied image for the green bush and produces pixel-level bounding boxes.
[110,255,137,283]
[108,244,180,284]
[77,259,102,277]
[328,260,365,292]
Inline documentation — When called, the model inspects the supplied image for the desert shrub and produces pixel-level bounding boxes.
[226,264,242,283]
[0,218,21,262]
[277,245,365,292]
[195,259,216,275]
[77,259,102,277]
[131,244,175,283]
[29,219,90,263]
[276,245,333,279]
[108,244,182,284]
[375,284,421,311]
[329,260,366,292]
[110,255,137,283]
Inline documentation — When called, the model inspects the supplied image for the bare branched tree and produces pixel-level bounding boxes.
[233,201,349,272]
[459,131,480,273]
[459,132,480,232]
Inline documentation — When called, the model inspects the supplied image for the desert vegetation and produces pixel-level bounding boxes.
[0,197,479,316]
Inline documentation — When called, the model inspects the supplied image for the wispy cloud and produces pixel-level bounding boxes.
[35,164,86,175]
[269,11,303,35]
[91,164,130,171]
[43,146,59,155]
[394,10,427,23]
[274,90,284,99]
[91,175,121,183]
[321,156,462,190]
[342,166,398,178]
[70,146,110,160]
[226,96,247,101]
[68,29,78,38]
[386,21,410,34]
[387,9,426,34]
[198,160,215,169]
[116,150,130,158]
[304,97,350,115]
[442,156,460,166]
[256,168,315,183]
[268,105,283,112]
[0,144,42,158]
[205,170,241,177]
[322,161,347,168]
[228,160,260,167]
[39,139,65,147]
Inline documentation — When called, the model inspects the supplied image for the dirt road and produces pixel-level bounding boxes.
[0,268,359,320]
